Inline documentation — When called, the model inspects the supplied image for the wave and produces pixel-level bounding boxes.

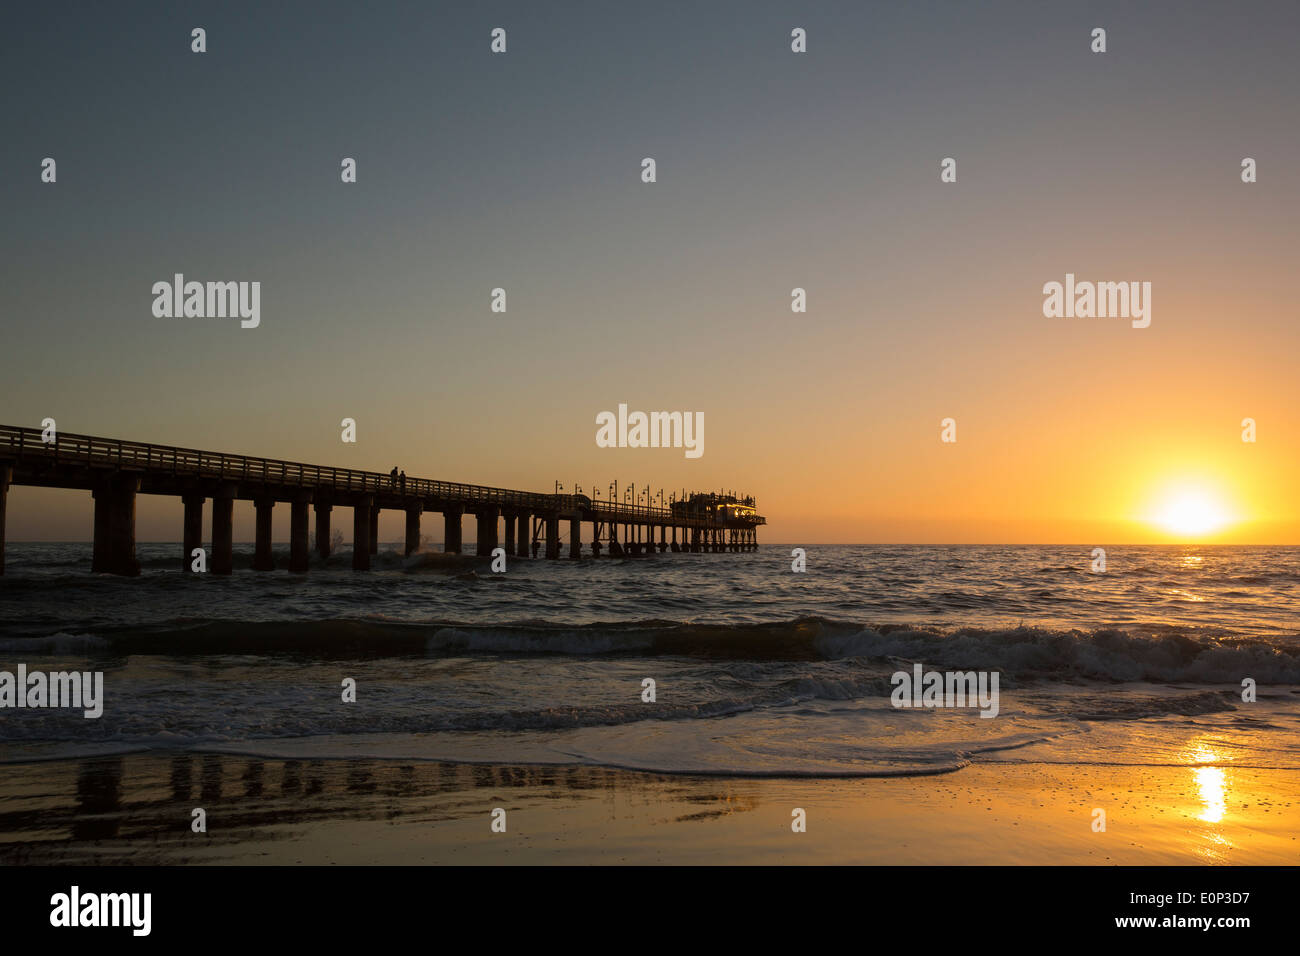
[3,616,1298,682]
[815,624,1300,683]
[0,632,111,654]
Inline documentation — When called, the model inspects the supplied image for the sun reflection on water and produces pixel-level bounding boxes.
[1189,742,1229,824]
[1193,766,1227,823]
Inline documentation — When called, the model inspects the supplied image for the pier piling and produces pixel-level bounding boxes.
[443,506,463,554]
[314,503,332,559]
[545,515,560,559]
[476,506,499,557]
[182,493,204,572]
[352,496,373,571]
[404,505,421,557]
[253,498,275,571]
[210,491,235,576]
[516,512,529,558]
[0,465,11,575]
[289,496,311,573]
[503,512,517,556]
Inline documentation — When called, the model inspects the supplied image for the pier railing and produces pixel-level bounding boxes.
[0,425,763,526]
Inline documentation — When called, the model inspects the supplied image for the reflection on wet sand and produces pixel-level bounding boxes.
[72,755,123,842]
[1186,738,1234,863]
[0,753,758,864]
[1,750,1295,865]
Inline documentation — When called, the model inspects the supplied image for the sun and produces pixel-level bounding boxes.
[1150,487,1233,538]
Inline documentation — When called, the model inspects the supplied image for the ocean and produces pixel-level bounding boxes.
[2,543,1298,777]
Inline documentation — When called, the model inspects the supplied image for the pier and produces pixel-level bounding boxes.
[0,425,765,576]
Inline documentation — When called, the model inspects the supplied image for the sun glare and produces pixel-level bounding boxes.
[1150,486,1234,538]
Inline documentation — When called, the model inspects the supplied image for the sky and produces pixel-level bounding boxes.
[2,0,1298,544]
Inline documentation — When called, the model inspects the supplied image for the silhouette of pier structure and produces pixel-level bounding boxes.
[0,425,765,576]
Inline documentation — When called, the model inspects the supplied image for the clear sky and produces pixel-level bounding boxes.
[3,1,1298,543]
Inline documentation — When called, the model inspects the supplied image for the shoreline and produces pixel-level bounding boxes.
[1,752,1295,865]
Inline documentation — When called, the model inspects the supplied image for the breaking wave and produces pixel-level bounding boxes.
[4,616,1297,682]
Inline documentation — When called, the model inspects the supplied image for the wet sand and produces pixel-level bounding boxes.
[1,753,1295,864]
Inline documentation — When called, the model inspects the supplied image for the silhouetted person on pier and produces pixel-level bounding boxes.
[390,466,398,489]
[399,470,406,493]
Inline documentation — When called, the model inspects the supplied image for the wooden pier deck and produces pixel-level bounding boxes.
[0,425,765,575]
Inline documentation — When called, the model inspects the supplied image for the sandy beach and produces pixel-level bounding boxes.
[2,753,1295,865]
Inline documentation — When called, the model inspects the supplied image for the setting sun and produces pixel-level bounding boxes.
[1150,486,1235,538]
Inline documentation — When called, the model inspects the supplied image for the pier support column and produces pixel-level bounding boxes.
[545,515,560,559]
[516,512,529,558]
[670,526,679,553]
[569,517,581,559]
[182,493,204,572]
[0,465,10,575]
[210,490,234,576]
[443,506,463,554]
[253,498,275,571]
[690,527,701,553]
[503,512,517,556]
[659,525,667,553]
[315,504,333,558]
[91,474,142,576]
[352,496,373,570]
[289,496,310,573]
[404,505,422,557]
[476,506,500,557]
[369,505,380,554]
[96,476,140,580]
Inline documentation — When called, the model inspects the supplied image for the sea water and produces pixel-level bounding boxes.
[1,543,1297,777]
